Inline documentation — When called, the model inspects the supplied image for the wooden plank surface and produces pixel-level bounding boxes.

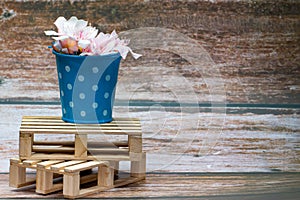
[21,116,142,135]
[64,161,106,173]
[50,160,86,171]
[0,104,299,173]
[1,173,300,199]
[0,0,299,104]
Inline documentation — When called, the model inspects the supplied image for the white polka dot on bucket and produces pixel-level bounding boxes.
[61,90,64,97]
[78,75,85,82]
[92,67,99,74]
[92,85,98,91]
[65,65,70,72]
[80,111,86,117]
[59,72,62,79]
[69,101,74,108]
[105,75,111,81]
[103,110,108,116]
[92,102,98,109]
[67,84,72,90]
[63,108,66,114]
[104,92,109,99]
[79,93,86,99]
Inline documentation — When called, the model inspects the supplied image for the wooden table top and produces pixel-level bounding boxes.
[1,173,300,199]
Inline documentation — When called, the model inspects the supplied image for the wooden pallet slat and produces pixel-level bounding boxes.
[10,158,21,164]
[88,147,129,154]
[22,116,140,123]
[20,129,142,135]
[64,161,107,173]
[22,125,141,130]
[90,154,131,161]
[37,160,64,168]
[23,160,42,167]
[87,141,128,148]
[21,121,141,126]
[26,153,131,161]
[50,160,86,171]
[33,146,75,153]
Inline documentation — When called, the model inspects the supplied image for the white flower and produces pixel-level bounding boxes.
[85,30,142,59]
[45,16,98,49]
[45,16,141,59]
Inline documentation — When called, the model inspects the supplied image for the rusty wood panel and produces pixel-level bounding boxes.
[0,1,299,103]
[1,173,300,198]
[0,104,299,173]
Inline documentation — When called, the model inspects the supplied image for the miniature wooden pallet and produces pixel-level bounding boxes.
[19,116,143,161]
[9,155,146,198]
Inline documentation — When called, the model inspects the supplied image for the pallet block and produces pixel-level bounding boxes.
[19,116,143,161]
[9,154,146,199]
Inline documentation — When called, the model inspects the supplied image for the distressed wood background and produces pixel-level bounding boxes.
[0,0,299,199]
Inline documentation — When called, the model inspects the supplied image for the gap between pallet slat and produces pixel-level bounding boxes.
[24,153,131,161]
[33,141,128,148]
[32,146,129,154]
[32,146,75,154]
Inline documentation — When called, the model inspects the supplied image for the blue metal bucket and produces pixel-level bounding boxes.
[53,50,121,124]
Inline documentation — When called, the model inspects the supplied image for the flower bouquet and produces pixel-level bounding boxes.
[45,16,141,124]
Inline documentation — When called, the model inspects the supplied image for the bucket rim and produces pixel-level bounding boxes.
[52,50,121,59]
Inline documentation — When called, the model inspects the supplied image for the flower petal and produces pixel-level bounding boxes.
[102,39,117,53]
[68,16,79,24]
[75,19,88,31]
[110,30,118,39]
[52,41,62,52]
[54,17,67,32]
[64,16,78,35]
[114,45,130,59]
[78,39,90,48]
[79,52,93,56]
[130,49,142,59]
[48,18,141,58]
[44,30,59,36]
[52,35,69,41]
[82,26,98,39]
[61,48,69,54]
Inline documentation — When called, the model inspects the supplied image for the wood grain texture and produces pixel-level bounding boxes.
[20,116,142,135]
[1,173,300,199]
[0,0,299,103]
[9,159,146,198]
[18,116,143,161]
[0,104,299,173]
